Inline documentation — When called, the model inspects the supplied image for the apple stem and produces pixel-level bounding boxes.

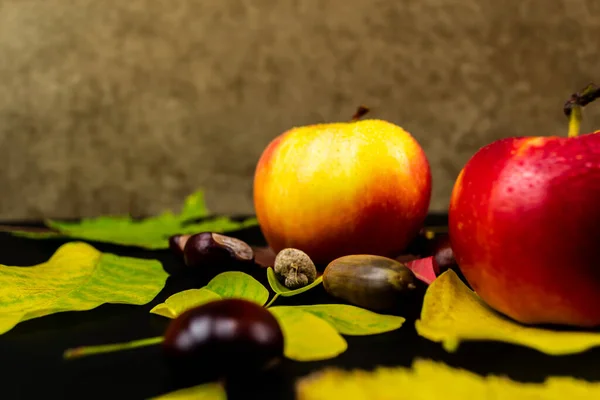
[568,107,582,138]
[351,106,370,121]
[564,83,600,137]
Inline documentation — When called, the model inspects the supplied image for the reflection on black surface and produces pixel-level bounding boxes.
[1,214,600,400]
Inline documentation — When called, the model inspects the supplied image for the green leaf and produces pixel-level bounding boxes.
[287,304,405,335]
[149,288,222,318]
[177,189,210,219]
[9,231,64,239]
[9,190,258,249]
[266,267,323,297]
[0,242,168,335]
[150,272,270,319]
[206,271,269,306]
[152,382,226,400]
[269,307,347,361]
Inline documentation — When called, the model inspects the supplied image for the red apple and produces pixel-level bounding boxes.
[448,85,600,327]
[253,110,432,266]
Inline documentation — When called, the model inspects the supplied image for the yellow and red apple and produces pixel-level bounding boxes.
[253,115,431,266]
[449,87,600,327]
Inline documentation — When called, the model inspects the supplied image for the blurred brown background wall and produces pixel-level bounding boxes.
[1,0,599,221]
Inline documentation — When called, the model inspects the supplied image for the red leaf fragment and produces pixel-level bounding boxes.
[405,256,439,285]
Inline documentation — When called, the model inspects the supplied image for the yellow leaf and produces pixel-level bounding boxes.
[0,315,21,333]
[269,307,347,362]
[296,358,600,400]
[280,304,405,335]
[152,382,226,399]
[0,242,168,335]
[150,288,222,318]
[415,269,600,355]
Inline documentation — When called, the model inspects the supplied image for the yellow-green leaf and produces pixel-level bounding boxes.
[152,382,226,400]
[269,307,347,361]
[415,269,600,355]
[150,288,222,318]
[0,242,168,335]
[266,267,323,297]
[289,304,405,335]
[296,358,600,400]
[9,190,257,249]
[206,271,269,306]
[149,272,269,319]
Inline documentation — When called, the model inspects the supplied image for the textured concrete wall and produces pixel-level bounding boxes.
[0,0,599,220]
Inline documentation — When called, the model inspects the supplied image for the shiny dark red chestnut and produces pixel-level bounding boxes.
[404,230,456,271]
[168,234,191,258]
[162,298,284,381]
[431,233,456,270]
[183,232,254,269]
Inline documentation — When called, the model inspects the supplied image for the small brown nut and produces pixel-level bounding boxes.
[168,234,192,258]
[183,232,254,269]
[274,248,317,289]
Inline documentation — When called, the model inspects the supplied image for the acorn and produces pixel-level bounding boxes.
[163,298,284,382]
[322,254,419,312]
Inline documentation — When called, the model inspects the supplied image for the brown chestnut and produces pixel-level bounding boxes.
[430,233,456,270]
[183,232,254,269]
[403,229,456,271]
[254,246,277,268]
[163,298,284,381]
[168,234,191,258]
[322,254,419,312]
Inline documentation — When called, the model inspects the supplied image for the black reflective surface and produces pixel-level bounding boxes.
[1,214,599,399]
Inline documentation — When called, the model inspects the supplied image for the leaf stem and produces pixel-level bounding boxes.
[264,294,280,308]
[63,336,164,360]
